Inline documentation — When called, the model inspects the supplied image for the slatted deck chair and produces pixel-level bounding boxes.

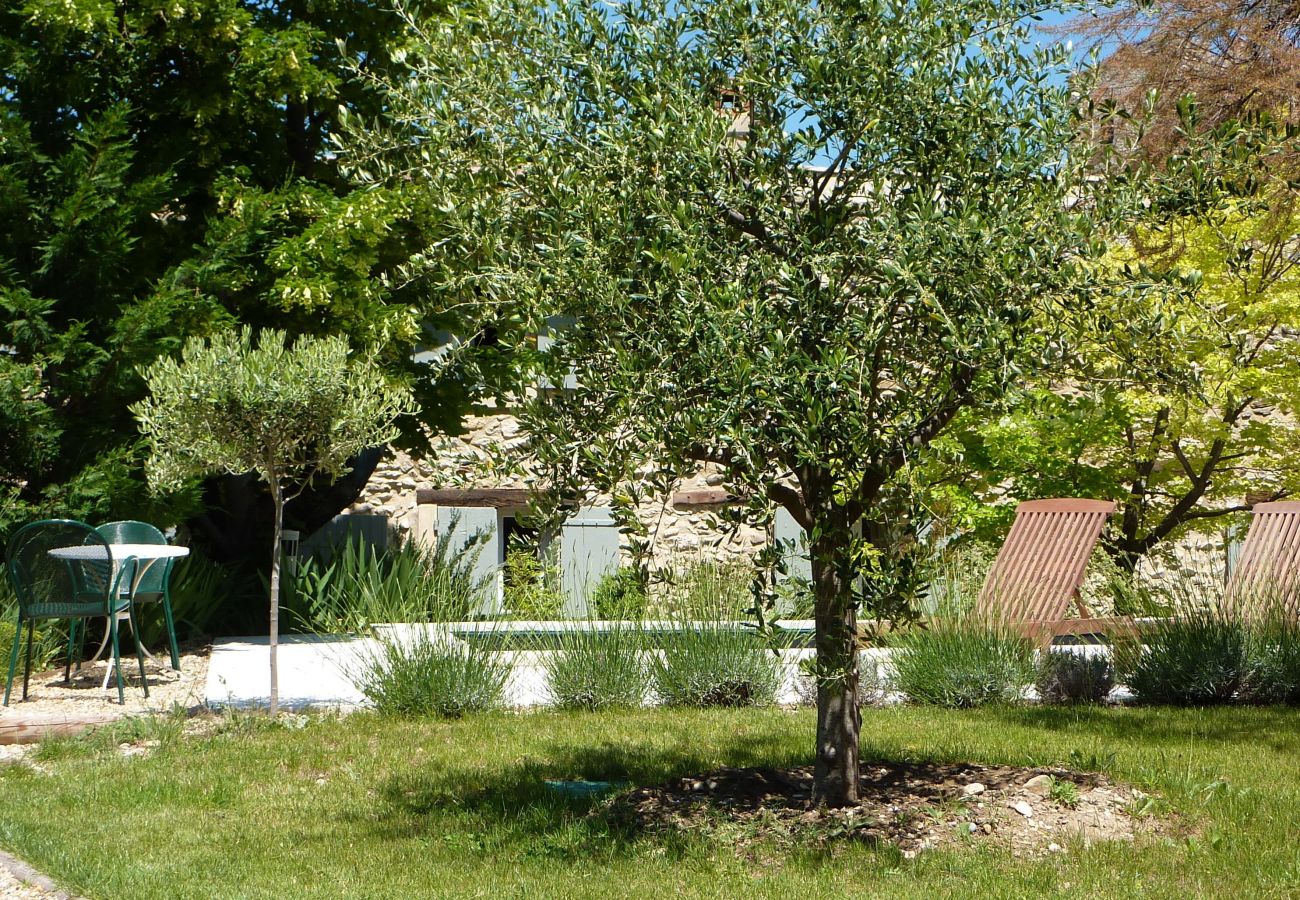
[1222,501,1300,621]
[972,499,1120,646]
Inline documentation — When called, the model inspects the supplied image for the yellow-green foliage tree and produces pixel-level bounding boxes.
[935,118,1300,572]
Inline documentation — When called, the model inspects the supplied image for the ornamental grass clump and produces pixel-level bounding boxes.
[543,625,649,710]
[1116,608,1249,705]
[652,622,782,708]
[1034,649,1115,704]
[589,568,649,620]
[352,631,511,718]
[664,558,754,620]
[289,532,484,634]
[1241,610,1300,705]
[890,622,1035,708]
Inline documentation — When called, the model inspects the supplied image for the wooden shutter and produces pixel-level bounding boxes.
[436,506,503,615]
[774,507,811,583]
[558,507,620,616]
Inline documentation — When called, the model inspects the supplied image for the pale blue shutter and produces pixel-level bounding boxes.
[774,506,811,583]
[538,315,579,389]
[1224,524,1243,585]
[559,507,621,617]
[436,506,503,615]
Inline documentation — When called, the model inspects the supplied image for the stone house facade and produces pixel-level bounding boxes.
[347,407,797,615]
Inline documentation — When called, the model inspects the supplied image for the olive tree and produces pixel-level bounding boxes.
[132,328,413,713]
[344,0,1105,805]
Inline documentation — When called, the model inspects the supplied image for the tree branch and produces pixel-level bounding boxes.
[767,482,811,530]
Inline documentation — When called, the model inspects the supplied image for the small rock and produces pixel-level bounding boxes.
[982,822,994,834]
[1023,774,1053,795]
[959,822,977,835]
[962,782,986,796]
[1048,843,1063,853]
[1011,801,1034,818]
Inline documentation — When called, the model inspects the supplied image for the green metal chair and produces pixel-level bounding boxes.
[4,519,148,705]
[95,520,181,670]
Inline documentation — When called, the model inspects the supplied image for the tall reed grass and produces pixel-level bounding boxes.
[287,533,484,633]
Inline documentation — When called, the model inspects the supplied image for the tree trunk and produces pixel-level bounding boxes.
[268,475,282,716]
[810,528,860,808]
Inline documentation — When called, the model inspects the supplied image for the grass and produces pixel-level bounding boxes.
[3,705,1300,897]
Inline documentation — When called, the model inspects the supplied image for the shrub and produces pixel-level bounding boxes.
[289,534,483,633]
[890,622,1034,708]
[794,653,885,707]
[0,619,60,674]
[589,568,648,620]
[137,550,257,647]
[1116,610,1249,705]
[1034,650,1115,704]
[502,549,566,620]
[652,623,782,707]
[543,625,649,709]
[350,631,512,717]
[1241,617,1300,705]
[0,582,62,672]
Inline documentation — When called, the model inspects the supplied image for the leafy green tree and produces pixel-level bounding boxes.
[0,1,490,548]
[932,116,1300,572]
[345,0,1103,804]
[133,328,413,713]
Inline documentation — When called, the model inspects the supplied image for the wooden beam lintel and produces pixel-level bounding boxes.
[672,488,738,507]
[416,488,537,508]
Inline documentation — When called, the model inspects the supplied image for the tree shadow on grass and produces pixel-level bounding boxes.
[355,728,812,860]
[976,703,1300,757]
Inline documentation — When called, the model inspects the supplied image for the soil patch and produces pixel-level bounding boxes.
[604,761,1163,859]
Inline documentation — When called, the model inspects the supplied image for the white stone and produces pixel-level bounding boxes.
[1011,801,1033,818]
[962,782,986,796]
[1023,774,1053,796]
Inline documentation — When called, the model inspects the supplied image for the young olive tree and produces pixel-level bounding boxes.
[132,328,413,713]
[344,0,1104,805]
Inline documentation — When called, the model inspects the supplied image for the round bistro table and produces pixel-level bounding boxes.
[47,543,190,690]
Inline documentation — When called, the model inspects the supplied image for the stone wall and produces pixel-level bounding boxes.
[349,409,772,572]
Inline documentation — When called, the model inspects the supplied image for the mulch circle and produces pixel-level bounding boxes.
[601,761,1162,858]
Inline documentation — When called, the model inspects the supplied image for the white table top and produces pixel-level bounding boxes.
[47,544,190,561]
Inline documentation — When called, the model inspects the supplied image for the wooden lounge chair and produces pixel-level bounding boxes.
[1222,500,1300,620]
[972,498,1121,645]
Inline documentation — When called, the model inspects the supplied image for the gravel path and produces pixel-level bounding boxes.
[0,648,208,722]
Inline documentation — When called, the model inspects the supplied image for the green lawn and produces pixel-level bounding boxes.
[2,705,1299,898]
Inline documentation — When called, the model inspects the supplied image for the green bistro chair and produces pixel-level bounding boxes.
[4,519,148,705]
[95,521,181,670]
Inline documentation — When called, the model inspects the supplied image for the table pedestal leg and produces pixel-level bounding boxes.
[86,611,156,692]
